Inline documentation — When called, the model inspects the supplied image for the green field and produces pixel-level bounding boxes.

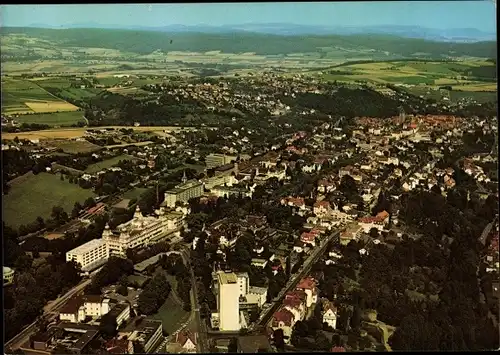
[1,78,80,114]
[85,154,137,173]
[2,78,58,113]
[3,172,96,228]
[35,77,103,100]
[14,111,85,126]
[312,60,497,94]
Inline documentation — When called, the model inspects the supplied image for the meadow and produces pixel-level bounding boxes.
[3,172,96,228]
[1,126,186,141]
[312,59,497,99]
[13,111,85,126]
[48,140,102,154]
[85,154,138,173]
[1,78,80,114]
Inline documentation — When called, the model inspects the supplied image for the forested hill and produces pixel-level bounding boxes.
[1,27,497,58]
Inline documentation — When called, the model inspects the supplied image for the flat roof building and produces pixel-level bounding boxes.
[66,239,109,272]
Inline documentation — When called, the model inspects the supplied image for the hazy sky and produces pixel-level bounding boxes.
[1,2,497,32]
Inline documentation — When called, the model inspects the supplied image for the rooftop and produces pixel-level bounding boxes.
[217,271,238,284]
[67,238,106,255]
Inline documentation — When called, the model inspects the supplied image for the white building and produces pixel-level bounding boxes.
[59,295,112,323]
[103,206,186,257]
[66,239,109,272]
[245,286,267,308]
[215,271,240,331]
[3,266,14,286]
[236,272,249,297]
[321,298,338,329]
[163,180,204,208]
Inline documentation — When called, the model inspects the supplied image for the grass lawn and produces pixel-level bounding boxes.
[14,111,85,126]
[3,172,96,228]
[152,275,189,334]
[49,140,102,154]
[85,154,137,173]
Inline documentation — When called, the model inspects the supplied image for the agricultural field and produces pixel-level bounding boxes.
[312,59,497,93]
[3,172,96,228]
[47,140,102,154]
[85,154,138,173]
[1,77,80,114]
[13,111,85,126]
[1,126,187,141]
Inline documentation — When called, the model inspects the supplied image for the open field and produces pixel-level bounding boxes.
[12,111,85,126]
[311,59,497,93]
[85,154,138,173]
[3,172,96,228]
[47,140,102,154]
[23,101,79,113]
[1,78,81,114]
[1,126,190,141]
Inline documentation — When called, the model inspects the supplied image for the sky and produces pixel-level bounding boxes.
[0,1,497,32]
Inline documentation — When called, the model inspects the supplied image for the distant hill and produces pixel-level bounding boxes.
[22,23,497,42]
[1,26,496,59]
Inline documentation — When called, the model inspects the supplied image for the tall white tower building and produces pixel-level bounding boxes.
[216,271,240,331]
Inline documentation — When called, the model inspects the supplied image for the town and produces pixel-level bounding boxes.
[3,72,499,353]
[2,2,499,354]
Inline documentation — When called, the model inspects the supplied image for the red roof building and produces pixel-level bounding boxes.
[271,308,295,327]
[296,276,316,291]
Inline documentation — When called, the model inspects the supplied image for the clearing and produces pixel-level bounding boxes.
[3,172,96,228]
[85,154,138,173]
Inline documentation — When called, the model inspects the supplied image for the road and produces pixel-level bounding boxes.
[5,278,92,351]
[179,247,209,353]
[251,229,340,331]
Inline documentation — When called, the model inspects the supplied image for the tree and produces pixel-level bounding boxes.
[369,228,379,239]
[99,314,118,339]
[273,329,286,351]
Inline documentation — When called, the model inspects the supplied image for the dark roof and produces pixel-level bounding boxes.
[237,335,272,353]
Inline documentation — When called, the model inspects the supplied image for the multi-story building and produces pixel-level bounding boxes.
[205,153,238,169]
[103,206,186,257]
[214,271,240,331]
[59,295,112,323]
[66,239,109,272]
[163,180,204,208]
[236,272,249,297]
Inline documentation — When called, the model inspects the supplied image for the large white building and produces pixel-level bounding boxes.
[66,239,109,272]
[205,153,238,170]
[163,180,204,208]
[215,271,240,331]
[103,206,186,257]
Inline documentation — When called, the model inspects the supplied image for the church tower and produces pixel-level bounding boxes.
[182,170,188,184]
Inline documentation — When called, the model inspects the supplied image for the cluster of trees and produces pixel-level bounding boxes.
[280,88,401,119]
[126,240,171,265]
[137,270,171,315]
[86,257,134,295]
[3,122,51,133]
[2,148,35,182]
[345,188,499,351]
[4,258,82,341]
[159,254,192,312]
